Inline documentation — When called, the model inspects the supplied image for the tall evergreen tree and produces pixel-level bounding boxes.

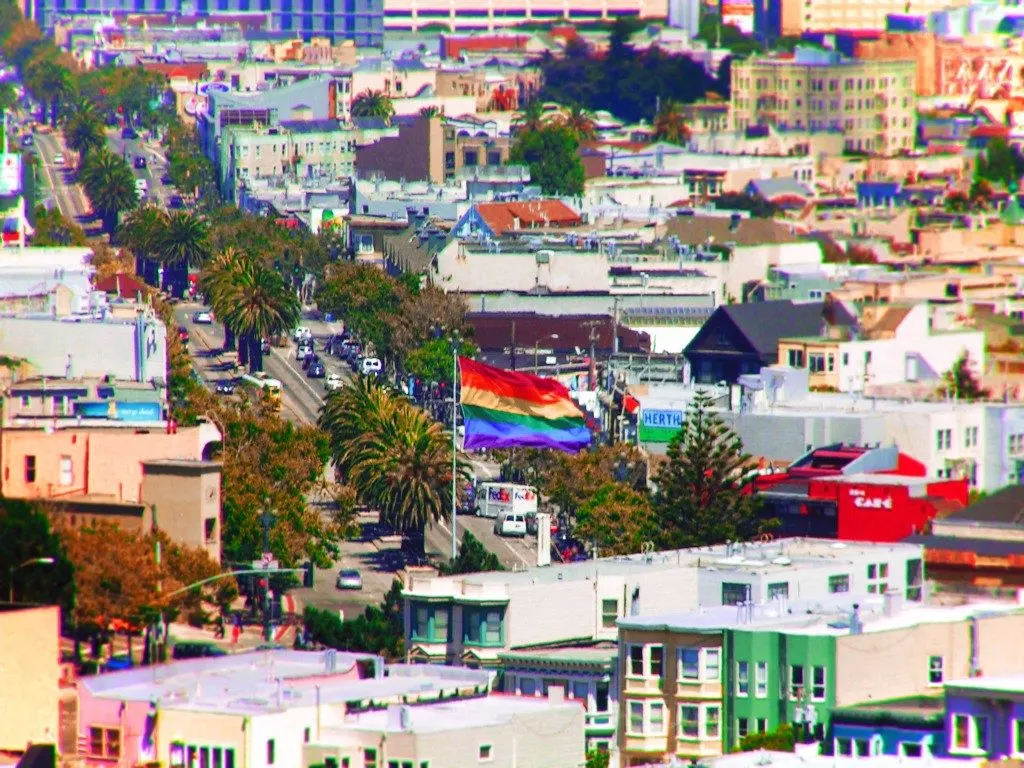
[941,352,988,401]
[653,391,765,548]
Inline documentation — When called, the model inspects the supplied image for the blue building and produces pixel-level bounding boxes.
[945,674,1024,759]
[26,0,383,47]
[830,696,947,758]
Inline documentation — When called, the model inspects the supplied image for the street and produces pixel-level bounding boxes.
[32,131,93,225]
[106,127,173,208]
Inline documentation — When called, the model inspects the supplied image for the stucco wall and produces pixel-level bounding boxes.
[0,606,60,751]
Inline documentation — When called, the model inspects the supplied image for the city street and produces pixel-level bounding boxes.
[106,127,172,207]
[32,131,94,226]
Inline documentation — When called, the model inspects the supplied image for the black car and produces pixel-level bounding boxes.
[308,362,326,378]
[20,135,31,147]
[172,641,227,660]
[302,353,320,371]
[121,126,138,140]
[168,194,183,209]
[134,155,147,169]
[161,173,173,185]
[215,381,235,395]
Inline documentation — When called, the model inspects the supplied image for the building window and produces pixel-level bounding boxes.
[704,648,721,680]
[705,705,721,739]
[757,718,767,734]
[650,645,664,678]
[828,574,850,593]
[1013,719,1024,757]
[649,702,665,735]
[24,455,36,483]
[679,705,699,739]
[722,582,750,606]
[951,714,989,754]
[412,604,451,643]
[59,455,73,486]
[364,748,378,768]
[737,718,749,742]
[768,582,789,600]
[570,680,589,706]
[808,353,826,373]
[463,607,503,646]
[755,661,768,697]
[628,644,644,676]
[679,648,699,680]
[267,740,275,765]
[601,599,618,628]
[736,661,749,696]
[906,559,923,601]
[787,349,805,368]
[936,428,951,450]
[900,742,923,757]
[867,562,889,594]
[789,665,804,699]
[928,656,944,686]
[519,677,537,696]
[478,744,492,762]
[811,666,826,701]
[628,702,644,734]
[835,738,852,755]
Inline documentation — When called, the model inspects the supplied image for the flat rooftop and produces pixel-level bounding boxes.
[404,538,924,596]
[83,651,492,716]
[498,644,618,667]
[945,672,1024,695]
[319,694,581,736]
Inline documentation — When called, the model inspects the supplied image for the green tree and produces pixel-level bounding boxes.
[976,138,1024,187]
[585,751,611,768]
[199,246,246,351]
[303,579,404,659]
[119,205,169,283]
[561,103,597,142]
[155,212,210,298]
[438,531,504,575]
[351,89,394,121]
[940,351,989,401]
[512,99,548,134]
[315,262,408,359]
[509,125,585,196]
[653,391,765,549]
[405,337,477,386]
[30,204,88,246]
[79,147,138,233]
[0,500,75,614]
[217,259,300,373]
[739,723,796,752]
[25,54,73,126]
[65,109,105,158]
[575,482,656,556]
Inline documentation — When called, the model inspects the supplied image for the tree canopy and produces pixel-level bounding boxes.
[509,124,585,196]
[437,531,503,576]
[574,482,656,556]
[940,352,989,401]
[303,579,404,660]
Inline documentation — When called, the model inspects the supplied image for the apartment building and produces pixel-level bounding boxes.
[616,597,1024,766]
[730,49,917,155]
[752,0,969,40]
[218,120,357,200]
[382,0,667,32]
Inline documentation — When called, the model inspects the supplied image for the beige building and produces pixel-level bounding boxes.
[731,51,917,155]
[0,606,60,752]
[767,0,969,38]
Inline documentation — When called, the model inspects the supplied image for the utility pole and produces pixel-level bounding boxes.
[581,320,602,391]
[259,508,275,642]
[510,320,516,371]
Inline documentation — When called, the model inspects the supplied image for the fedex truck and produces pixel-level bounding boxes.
[475,483,538,519]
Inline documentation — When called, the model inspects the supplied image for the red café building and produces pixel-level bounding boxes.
[750,444,968,542]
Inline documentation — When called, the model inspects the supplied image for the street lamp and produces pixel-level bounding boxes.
[450,332,463,560]
[533,333,559,372]
[9,557,56,603]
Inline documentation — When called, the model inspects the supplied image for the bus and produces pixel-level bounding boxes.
[241,372,283,412]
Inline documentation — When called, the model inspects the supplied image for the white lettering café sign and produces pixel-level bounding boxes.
[848,487,893,510]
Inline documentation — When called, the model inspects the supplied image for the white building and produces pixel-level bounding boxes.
[0,246,98,315]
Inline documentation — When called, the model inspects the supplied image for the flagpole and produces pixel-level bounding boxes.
[451,336,461,560]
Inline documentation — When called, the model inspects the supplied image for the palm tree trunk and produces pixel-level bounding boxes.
[249,335,263,374]
[224,326,236,352]
[238,334,250,369]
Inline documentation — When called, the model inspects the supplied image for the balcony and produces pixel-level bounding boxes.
[585,712,617,734]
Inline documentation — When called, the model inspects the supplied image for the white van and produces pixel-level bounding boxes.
[494,512,527,538]
[361,357,382,376]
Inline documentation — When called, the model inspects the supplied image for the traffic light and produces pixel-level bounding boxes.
[302,561,314,588]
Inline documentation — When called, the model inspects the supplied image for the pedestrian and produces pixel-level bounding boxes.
[231,622,240,644]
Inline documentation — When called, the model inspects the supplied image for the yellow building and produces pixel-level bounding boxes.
[763,0,968,37]
[0,606,60,752]
[731,51,917,155]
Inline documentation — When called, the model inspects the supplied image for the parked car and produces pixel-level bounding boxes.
[121,126,138,140]
[308,362,326,378]
[324,373,343,391]
[52,152,64,165]
[335,569,363,590]
[261,338,271,354]
[134,155,147,169]
[192,311,213,324]
[171,641,227,660]
[494,512,527,538]
[302,353,319,370]
[293,327,312,342]
[361,357,382,376]
[177,325,190,344]
[168,194,183,209]
[296,345,312,362]
[215,381,235,395]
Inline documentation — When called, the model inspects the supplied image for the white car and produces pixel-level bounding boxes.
[192,311,213,324]
[494,513,527,538]
[324,373,343,391]
[361,357,382,376]
[293,327,312,341]
[53,153,64,165]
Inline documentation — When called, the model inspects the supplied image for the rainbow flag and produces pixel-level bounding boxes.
[459,357,591,453]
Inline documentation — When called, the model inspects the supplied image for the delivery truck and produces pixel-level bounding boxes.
[474,482,538,519]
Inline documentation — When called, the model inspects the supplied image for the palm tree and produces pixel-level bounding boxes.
[199,246,246,352]
[351,90,394,122]
[319,376,398,480]
[155,212,210,299]
[26,57,73,127]
[418,105,443,118]
[561,103,596,142]
[65,110,105,158]
[117,205,167,283]
[653,100,691,146]
[79,148,138,234]
[512,99,546,134]
[217,260,299,373]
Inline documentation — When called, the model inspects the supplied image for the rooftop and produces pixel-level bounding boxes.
[945,672,1024,695]
[497,643,618,668]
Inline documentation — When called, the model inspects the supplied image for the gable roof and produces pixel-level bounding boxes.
[690,300,857,357]
[942,485,1024,526]
[746,178,813,202]
[473,200,581,235]
[94,273,147,298]
[664,214,803,247]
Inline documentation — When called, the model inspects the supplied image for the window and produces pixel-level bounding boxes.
[936,429,951,450]
[478,744,492,762]
[722,582,750,606]
[789,665,804,699]
[928,656,944,686]
[303,728,310,743]
[755,662,768,697]
[412,604,450,642]
[267,740,275,766]
[679,648,699,680]
[650,645,664,678]
[787,349,805,367]
[705,705,721,739]
[364,748,378,768]
[736,661,749,696]
[519,677,537,696]
[951,714,989,754]
[737,718,749,741]
[854,739,870,757]
[649,702,666,735]
[835,738,852,756]
[808,353,826,373]
[704,648,721,681]
[59,455,73,486]
[628,702,644,734]
[906,559,924,601]
[89,727,121,758]
[463,607,503,646]
[88,727,103,756]
[900,742,923,757]
[601,599,618,628]
[24,455,36,483]
[1013,719,1024,757]
[628,645,644,676]
[768,582,789,600]
[828,574,850,593]
[757,718,767,734]
[680,705,700,739]
[811,666,826,701]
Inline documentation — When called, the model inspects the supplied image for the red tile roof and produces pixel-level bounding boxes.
[474,200,581,235]
[94,273,147,297]
[970,125,1010,138]
[142,62,209,81]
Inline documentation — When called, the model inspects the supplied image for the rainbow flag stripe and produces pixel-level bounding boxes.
[459,357,591,453]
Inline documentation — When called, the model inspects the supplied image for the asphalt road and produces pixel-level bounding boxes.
[32,131,94,226]
[106,128,172,208]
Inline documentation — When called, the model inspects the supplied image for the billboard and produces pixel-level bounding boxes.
[720,0,754,34]
[0,153,22,196]
[639,408,683,443]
